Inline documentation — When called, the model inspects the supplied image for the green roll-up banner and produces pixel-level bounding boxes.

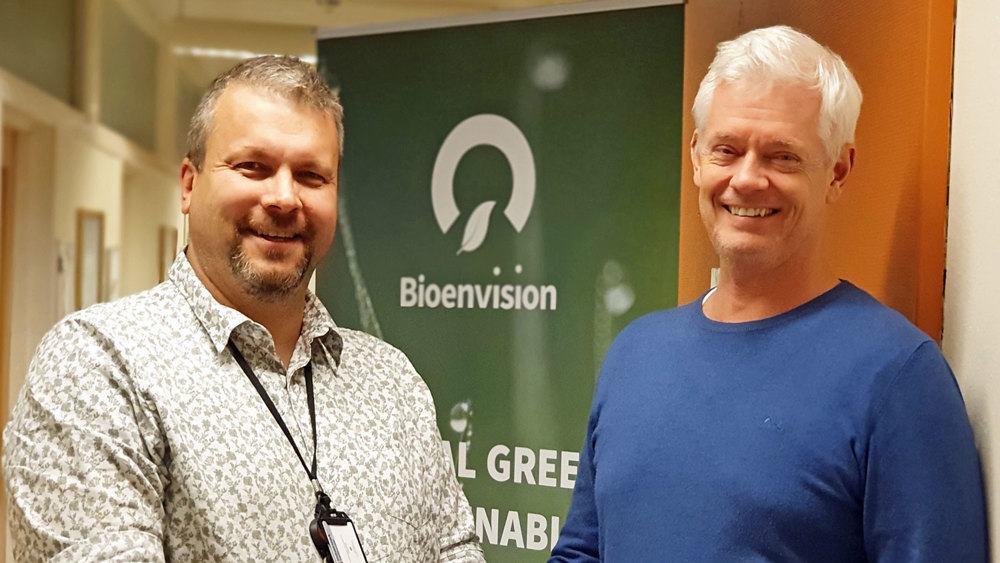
[317,2,684,559]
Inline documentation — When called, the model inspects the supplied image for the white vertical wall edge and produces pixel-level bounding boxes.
[942,0,1000,557]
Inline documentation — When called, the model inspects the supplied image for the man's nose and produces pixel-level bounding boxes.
[729,153,769,191]
[261,168,302,212]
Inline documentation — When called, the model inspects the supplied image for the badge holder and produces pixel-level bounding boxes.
[310,489,368,563]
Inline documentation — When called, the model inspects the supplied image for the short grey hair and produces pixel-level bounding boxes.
[185,55,344,170]
[692,25,862,162]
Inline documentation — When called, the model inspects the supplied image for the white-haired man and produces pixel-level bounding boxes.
[550,26,986,562]
[3,56,484,562]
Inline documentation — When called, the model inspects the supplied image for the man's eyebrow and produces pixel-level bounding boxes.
[705,133,743,145]
[225,146,270,161]
[705,134,802,148]
[762,139,803,150]
[227,147,333,172]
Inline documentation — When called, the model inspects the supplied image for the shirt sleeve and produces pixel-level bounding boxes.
[548,401,601,562]
[2,318,167,563]
[403,359,485,563]
[862,340,987,562]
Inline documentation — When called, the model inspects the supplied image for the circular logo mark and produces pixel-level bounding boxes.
[431,114,536,254]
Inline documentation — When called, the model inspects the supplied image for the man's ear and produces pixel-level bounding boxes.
[180,158,197,214]
[827,145,855,203]
[690,131,702,186]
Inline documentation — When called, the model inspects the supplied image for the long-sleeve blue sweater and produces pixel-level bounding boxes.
[551,281,986,562]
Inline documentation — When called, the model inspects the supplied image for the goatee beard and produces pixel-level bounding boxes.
[229,244,312,302]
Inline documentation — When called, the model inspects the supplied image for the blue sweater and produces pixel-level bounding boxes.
[550,282,986,562]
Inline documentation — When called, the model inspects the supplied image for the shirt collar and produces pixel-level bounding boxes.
[168,252,342,367]
[302,290,343,367]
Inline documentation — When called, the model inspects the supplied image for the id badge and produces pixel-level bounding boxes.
[311,511,368,563]
[322,518,367,563]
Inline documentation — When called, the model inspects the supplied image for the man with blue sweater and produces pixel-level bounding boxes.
[550,26,986,562]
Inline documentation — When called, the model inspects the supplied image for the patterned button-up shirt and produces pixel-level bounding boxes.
[3,254,483,562]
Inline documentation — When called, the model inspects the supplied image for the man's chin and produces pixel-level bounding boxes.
[713,238,777,266]
[230,253,312,301]
[239,272,307,301]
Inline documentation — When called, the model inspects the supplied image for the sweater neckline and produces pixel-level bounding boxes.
[692,280,853,333]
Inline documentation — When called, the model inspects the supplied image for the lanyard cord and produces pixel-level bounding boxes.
[227,340,318,483]
[228,340,349,563]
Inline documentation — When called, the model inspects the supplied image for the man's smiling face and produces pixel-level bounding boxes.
[181,84,340,304]
[692,79,848,272]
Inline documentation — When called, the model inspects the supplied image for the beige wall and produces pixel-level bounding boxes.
[52,130,181,305]
[943,0,1000,557]
[121,169,182,297]
[1,65,178,318]
[54,133,125,248]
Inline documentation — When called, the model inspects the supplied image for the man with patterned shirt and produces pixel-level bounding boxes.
[3,56,484,562]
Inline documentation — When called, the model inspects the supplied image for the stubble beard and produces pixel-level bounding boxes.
[229,241,313,302]
[710,227,784,272]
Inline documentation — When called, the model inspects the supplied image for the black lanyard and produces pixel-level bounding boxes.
[227,340,323,492]
[228,340,361,562]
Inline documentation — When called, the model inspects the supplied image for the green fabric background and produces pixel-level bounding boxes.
[318,5,684,559]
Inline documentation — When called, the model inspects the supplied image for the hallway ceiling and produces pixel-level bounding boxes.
[172,0,584,29]
[137,0,594,85]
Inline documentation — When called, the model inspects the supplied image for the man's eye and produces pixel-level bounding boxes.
[235,162,267,174]
[296,171,328,187]
[771,154,803,170]
[708,146,738,162]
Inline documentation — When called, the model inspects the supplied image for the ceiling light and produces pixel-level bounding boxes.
[173,46,317,65]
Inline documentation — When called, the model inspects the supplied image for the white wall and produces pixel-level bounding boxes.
[942,0,1000,557]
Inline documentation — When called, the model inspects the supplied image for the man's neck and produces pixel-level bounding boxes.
[704,257,839,323]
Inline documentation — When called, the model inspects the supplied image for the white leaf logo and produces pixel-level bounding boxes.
[457,200,496,255]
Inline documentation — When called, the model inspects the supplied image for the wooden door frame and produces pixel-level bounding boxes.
[1,126,17,562]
